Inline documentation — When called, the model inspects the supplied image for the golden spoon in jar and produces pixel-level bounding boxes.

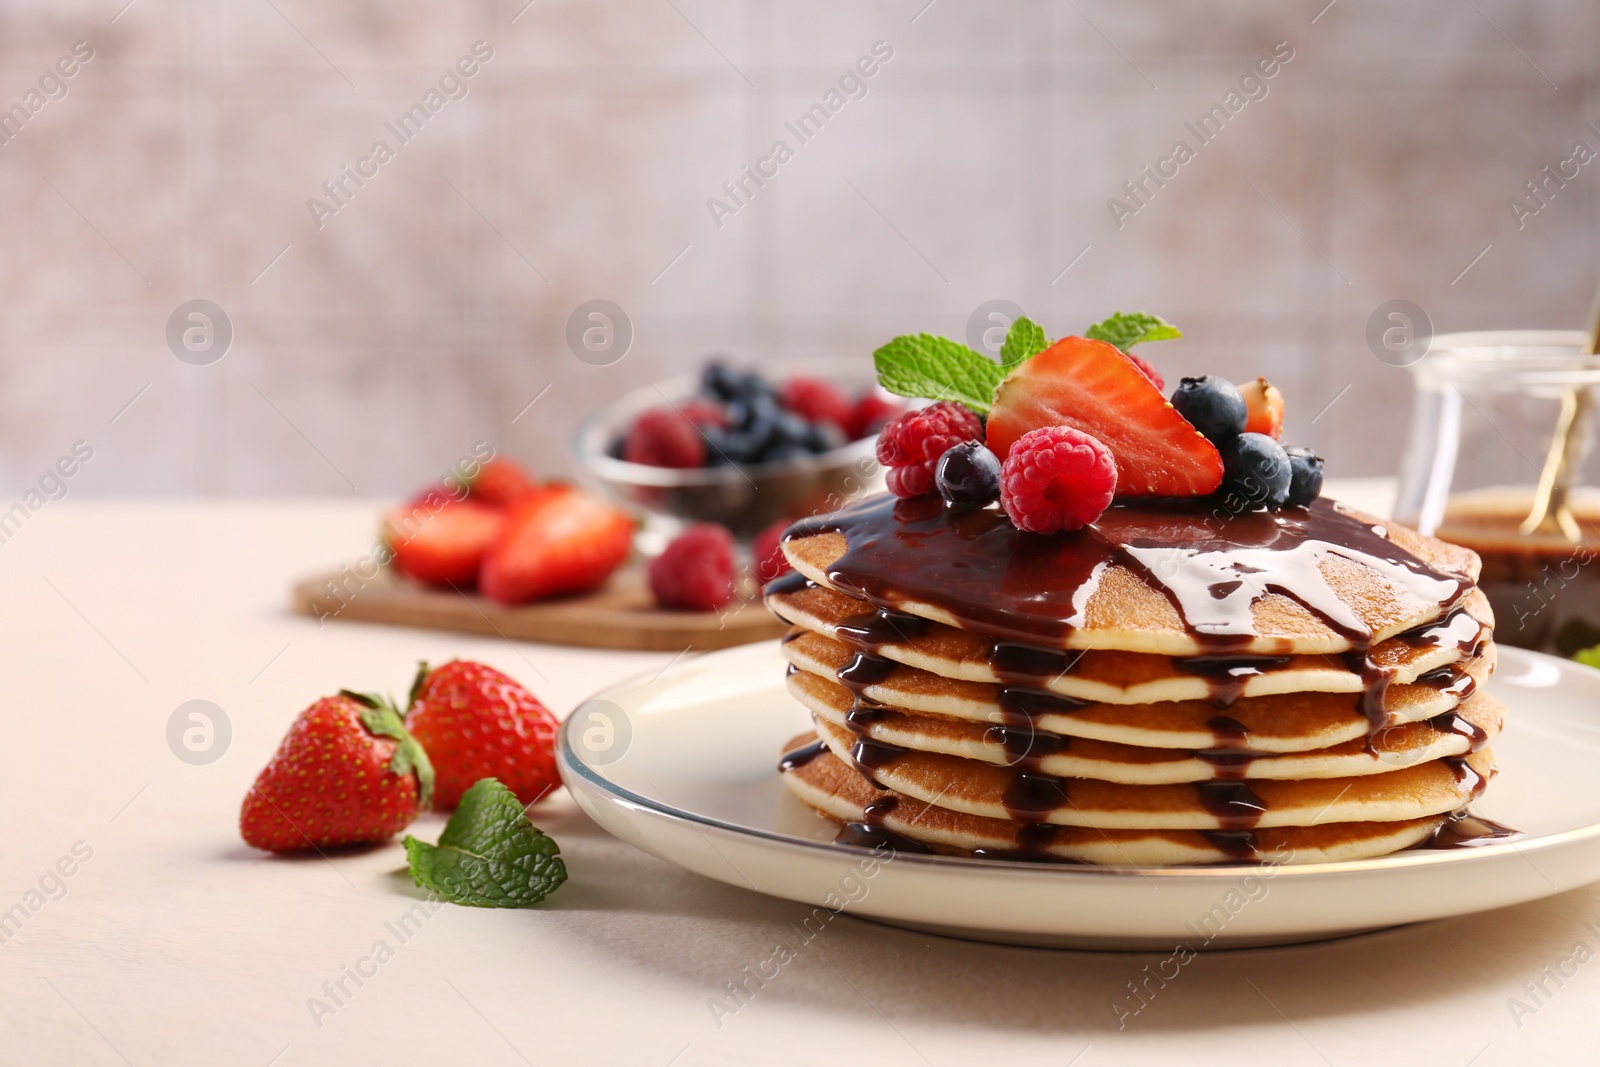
[1519,294,1600,540]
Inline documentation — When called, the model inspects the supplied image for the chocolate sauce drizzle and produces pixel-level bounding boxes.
[1417,810,1522,850]
[777,738,826,771]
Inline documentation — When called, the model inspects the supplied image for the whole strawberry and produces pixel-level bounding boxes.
[405,660,560,810]
[240,692,433,853]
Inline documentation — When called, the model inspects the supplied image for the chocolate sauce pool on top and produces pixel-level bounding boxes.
[786,494,1473,652]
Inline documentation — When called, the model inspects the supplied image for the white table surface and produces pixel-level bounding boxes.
[6,480,1598,1067]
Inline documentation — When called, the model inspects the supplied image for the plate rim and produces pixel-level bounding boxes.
[559,642,1600,880]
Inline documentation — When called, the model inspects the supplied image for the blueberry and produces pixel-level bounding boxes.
[1218,432,1291,511]
[802,421,845,454]
[769,411,811,447]
[757,441,808,464]
[704,426,757,464]
[1171,376,1248,445]
[935,442,1001,507]
[731,371,771,402]
[701,360,741,401]
[1285,447,1324,507]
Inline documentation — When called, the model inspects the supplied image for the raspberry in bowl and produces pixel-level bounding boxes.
[573,359,901,538]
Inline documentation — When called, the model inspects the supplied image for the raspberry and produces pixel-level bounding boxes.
[875,401,983,498]
[624,407,706,468]
[999,426,1117,533]
[650,523,736,610]
[1128,353,1164,392]
[678,399,730,429]
[848,393,904,439]
[779,378,852,432]
[751,518,793,584]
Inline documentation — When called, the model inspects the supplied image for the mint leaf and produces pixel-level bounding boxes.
[1000,316,1048,368]
[403,778,566,908]
[1574,645,1600,671]
[1085,312,1182,352]
[873,334,1004,414]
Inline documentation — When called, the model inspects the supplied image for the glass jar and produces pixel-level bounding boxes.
[1395,330,1600,653]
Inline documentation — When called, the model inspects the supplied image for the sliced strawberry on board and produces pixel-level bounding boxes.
[465,457,541,506]
[1239,377,1285,440]
[479,486,634,604]
[383,491,507,587]
[985,336,1224,497]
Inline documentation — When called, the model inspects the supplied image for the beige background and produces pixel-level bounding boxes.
[1,0,1595,495]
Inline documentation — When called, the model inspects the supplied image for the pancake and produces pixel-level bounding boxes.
[792,668,1504,784]
[768,491,1503,867]
[783,628,1494,753]
[781,495,1482,656]
[780,740,1449,865]
[808,717,1496,830]
[768,582,1493,704]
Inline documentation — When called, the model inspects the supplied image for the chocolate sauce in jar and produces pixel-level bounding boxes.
[785,494,1473,653]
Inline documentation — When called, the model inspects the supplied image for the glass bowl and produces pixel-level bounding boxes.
[572,369,888,539]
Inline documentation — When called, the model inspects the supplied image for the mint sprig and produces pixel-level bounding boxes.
[1000,316,1048,368]
[403,778,567,907]
[872,310,1180,411]
[1085,312,1182,352]
[1574,645,1600,671]
[872,333,1006,414]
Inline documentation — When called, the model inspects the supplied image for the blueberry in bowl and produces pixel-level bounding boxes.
[573,359,903,537]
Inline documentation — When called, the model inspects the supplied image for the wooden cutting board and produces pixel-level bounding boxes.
[290,563,787,652]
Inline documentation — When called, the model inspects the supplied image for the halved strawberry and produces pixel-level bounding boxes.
[479,486,634,604]
[985,336,1224,497]
[383,491,507,587]
[1239,377,1285,440]
[466,457,541,506]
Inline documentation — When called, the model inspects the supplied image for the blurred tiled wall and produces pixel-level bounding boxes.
[1,0,1595,495]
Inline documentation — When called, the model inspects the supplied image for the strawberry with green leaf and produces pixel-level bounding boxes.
[240,691,434,853]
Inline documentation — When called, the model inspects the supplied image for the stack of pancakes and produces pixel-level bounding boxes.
[769,494,1500,866]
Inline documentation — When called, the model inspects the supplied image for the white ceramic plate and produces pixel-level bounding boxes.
[558,642,1600,950]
